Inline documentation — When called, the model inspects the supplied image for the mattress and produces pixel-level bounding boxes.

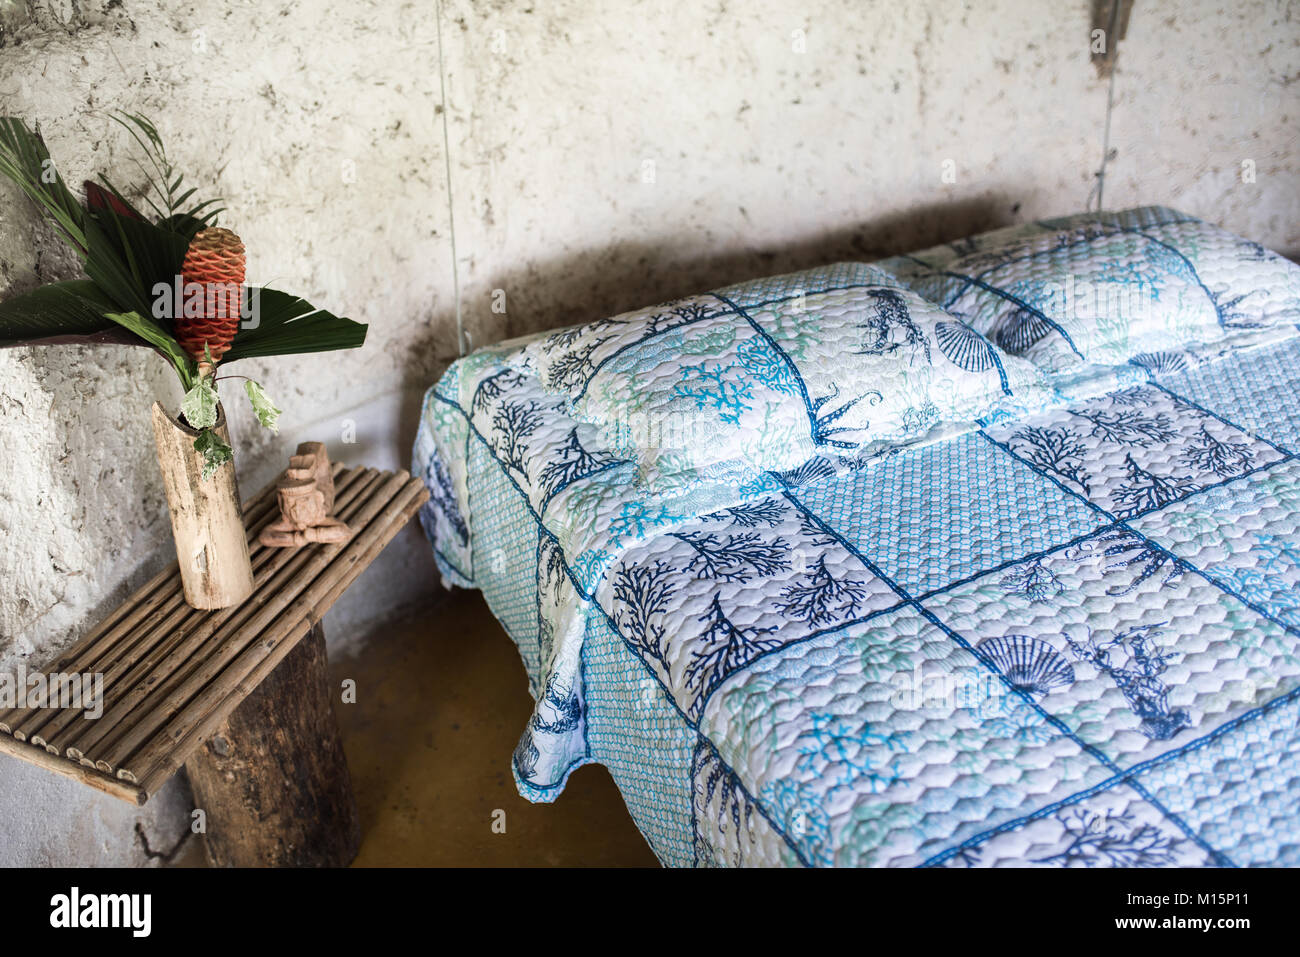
[413,207,1300,866]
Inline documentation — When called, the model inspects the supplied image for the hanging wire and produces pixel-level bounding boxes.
[1087,63,1119,213]
[1086,4,1123,214]
[434,0,465,356]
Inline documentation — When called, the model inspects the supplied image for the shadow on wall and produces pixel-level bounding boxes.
[395,195,1014,449]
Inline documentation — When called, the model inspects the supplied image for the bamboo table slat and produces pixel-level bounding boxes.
[0,464,429,805]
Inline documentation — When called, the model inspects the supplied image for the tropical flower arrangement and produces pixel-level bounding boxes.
[0,112,368,477]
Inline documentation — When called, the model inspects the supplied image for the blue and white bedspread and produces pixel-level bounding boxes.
[414,207,1300,867]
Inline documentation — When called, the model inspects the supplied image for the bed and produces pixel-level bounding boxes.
[413,206,1300,867]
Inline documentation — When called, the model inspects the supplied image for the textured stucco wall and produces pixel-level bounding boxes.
[439,0,1299,353]
[0,0,1296,865]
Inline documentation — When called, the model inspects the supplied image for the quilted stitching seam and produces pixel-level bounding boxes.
[959,384,1300,864]
[774,478,1236,867]
[920,681,1300,867]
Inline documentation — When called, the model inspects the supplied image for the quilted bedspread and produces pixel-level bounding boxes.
[414,207,1300,867]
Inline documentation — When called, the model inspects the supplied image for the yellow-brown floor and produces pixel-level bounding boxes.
[328,591,659,867]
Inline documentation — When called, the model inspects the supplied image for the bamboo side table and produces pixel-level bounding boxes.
[0,463,428,867]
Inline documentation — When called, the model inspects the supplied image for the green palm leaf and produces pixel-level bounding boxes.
[221,287,367,363]
[0,280,130,346]
[84,204,187,311]
[0,117,86,254]
[108,112,223,226]
[81,214,155,318]
[1,113,363,389]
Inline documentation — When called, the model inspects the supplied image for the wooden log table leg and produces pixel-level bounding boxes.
[183,621,361,867]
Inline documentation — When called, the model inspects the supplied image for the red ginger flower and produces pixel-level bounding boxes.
[177,227,245,363]
[84,181,141,219]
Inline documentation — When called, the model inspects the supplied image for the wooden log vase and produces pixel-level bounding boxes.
[151,401,255,610]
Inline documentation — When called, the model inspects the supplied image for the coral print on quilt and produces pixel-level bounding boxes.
[415,207,1300,866]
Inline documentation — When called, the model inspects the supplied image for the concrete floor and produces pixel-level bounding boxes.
[327,591,660,867]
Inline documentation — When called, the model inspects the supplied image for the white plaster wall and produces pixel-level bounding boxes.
[0,0,1296,865]
[441,0,1299,351]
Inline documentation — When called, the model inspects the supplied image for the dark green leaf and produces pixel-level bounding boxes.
[222,287,368,363]
[0,280,133,346]
[82,206,187,318]
[82,216,152,316]
[108,207,186,289]
[157,213,208,243]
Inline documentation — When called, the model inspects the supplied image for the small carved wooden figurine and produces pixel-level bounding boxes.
[258,442,352,547]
